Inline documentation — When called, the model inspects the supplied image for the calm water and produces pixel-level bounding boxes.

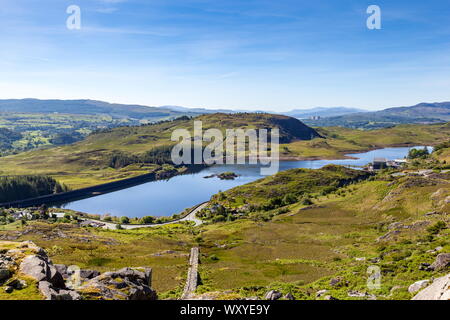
[58,146,427,217]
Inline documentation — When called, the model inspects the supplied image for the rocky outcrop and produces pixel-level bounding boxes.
[264,290,282,300]
[20,255,65,288]
[77,267,157,300]
[412,274,450,300]
[408,280,430,294]
[0,241,157,300]
[430,253,450,271]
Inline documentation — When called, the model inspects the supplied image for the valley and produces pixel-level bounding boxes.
[0,109,449,301]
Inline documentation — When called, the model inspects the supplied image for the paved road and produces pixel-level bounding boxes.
[80,202,208,230]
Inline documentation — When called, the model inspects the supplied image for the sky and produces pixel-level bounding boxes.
[0,0,449,111]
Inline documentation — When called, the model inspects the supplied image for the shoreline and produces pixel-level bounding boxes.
[0,143,426,212]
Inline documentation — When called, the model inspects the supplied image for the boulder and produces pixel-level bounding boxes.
[316,289,328,297]
[80,269,100,280]
[19,254,65,288]
[330,277,343,287]
[408,280,430,294]
[412,274,450,300]
[264,290,282,300]
[54,264,68,278]
[38,281,81,300]
[20,255,48,282]
[430,253,450,271]
[0,268,11,282]
[77,267,157,300]
[284,293,295,300]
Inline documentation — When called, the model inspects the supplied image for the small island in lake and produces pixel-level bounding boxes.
[203,171,239,180]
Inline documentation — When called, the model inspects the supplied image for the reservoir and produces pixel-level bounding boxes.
[57,146,428,217]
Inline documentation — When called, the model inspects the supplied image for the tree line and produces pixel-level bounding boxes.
[0,175,68,203]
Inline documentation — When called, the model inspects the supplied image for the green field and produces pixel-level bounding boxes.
[0,112,140,156]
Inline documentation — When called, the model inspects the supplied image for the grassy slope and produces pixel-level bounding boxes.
[281,123,450,159]
[0,113,319,188]
[1,165,448,300]
[196,172,450,299]
[209,165,369,208]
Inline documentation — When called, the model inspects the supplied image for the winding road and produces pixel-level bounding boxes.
[80,202,208,230]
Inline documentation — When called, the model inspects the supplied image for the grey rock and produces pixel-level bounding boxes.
[54,264,68,278]
[77,267,157,300]
[412,274,450,300]
[264,290,282,300]
[38,281,81,300]
[408,280,430,293]
[79,269,100,280]
[20,255,48,282]
[19,254,65,288]
[48,264,65,288]
[330,277,344,287]
[430,253,450,271]
[0,268,11,282]
[316,289,328,297]
[284,293,295,300]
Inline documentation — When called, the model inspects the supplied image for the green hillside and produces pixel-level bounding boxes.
[0,114,448,189]
[0,113,320,188]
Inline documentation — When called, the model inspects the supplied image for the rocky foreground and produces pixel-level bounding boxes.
[1,240,450,300]
[0,241,157,300]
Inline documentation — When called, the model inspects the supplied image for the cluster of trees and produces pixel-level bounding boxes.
[407,147,430,159]
[108,145,174,169]
[0,128,22,153]
[0,176,68,203]
[50,132,83,145]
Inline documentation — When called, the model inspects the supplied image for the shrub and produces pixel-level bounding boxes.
[427,221,447,235]
[407,147,429,159]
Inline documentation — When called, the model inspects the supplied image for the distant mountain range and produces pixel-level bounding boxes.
[281,107,365,119]
[1,99,449,130]
[303,102,450,129]
[0,99,363,121]
[0,99,202,120]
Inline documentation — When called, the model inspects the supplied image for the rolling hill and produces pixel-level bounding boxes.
[283,107,365,119]
[0,99,202,120]
[0,113,321,188]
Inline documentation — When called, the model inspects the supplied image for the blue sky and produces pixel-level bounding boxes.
[0,0,449,111]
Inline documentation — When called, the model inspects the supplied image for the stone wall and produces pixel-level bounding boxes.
[181,247,199,299]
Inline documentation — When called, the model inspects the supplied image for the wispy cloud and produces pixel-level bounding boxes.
[95,7,119,14]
